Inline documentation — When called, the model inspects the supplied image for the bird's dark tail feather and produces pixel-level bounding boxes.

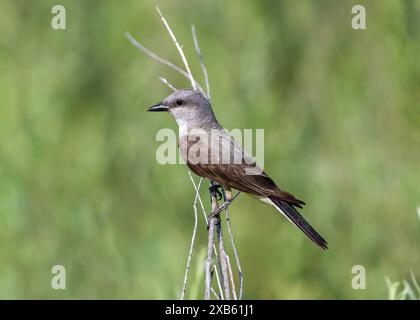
[268,196,328,250]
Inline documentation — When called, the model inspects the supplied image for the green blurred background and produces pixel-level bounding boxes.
[0,0,419,299]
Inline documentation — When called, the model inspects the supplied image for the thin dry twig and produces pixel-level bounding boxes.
[210,287,220,300]
[204,189,242,300]
[159,77,177,91]
[205,200,217,300]
[188,172,223,298]
[125,32,203,92]
[224,190,244,299]
[226,254,237,300]
[156,6,197,91]
[216,220,231,300]
[125,32,189,83]
[180,176,203,300]
[213,264,224,300]
[191,25,210,99]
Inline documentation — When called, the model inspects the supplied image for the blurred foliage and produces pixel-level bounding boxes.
[0,0,419,299]
[386,271,420,300]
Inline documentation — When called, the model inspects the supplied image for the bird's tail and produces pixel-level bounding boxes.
[268,196,328,250]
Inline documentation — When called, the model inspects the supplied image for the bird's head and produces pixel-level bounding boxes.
[148,89,216,127]
[148,89,209,112]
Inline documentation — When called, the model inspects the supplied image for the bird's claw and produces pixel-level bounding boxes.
[209,184,223,201]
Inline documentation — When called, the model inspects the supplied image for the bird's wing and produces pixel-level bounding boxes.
[188,162,305,208]
[183,131,305,208]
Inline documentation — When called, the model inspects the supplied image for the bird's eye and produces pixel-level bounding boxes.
[176,99,183,106]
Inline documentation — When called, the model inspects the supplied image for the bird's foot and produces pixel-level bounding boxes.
[209,184,224,201]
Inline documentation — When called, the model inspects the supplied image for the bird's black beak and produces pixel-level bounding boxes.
[147,102,169,112]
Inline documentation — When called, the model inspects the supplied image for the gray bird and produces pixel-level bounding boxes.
[148,89,328,249]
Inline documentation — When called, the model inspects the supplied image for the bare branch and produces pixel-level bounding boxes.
[216,221,231,299]
[188,172,225,299]
[226,254,237,300]
[213,264,224,300]
[156,6,197,91]
[191,25,210,100]
[224,188,243,299]
[159,77,177,91]
[125,32,187,81]
[188,172,207,218]
[180,176,203,300]
[205,179,224,300]
[225,206,244,300]
[211,287,221,300]
[205,216,217,300]
[125,32,203,92]
[188,172,223,300]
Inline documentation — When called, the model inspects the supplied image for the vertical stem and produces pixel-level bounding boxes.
[224,187,243,299]
[205,180,219,300]
[191,24,210,99]
[205,217,216,300]
[216,221,231,300]
[156,6,197,90]
[226,255,237,300]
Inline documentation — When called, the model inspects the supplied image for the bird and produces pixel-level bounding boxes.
[148,89,328,249]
